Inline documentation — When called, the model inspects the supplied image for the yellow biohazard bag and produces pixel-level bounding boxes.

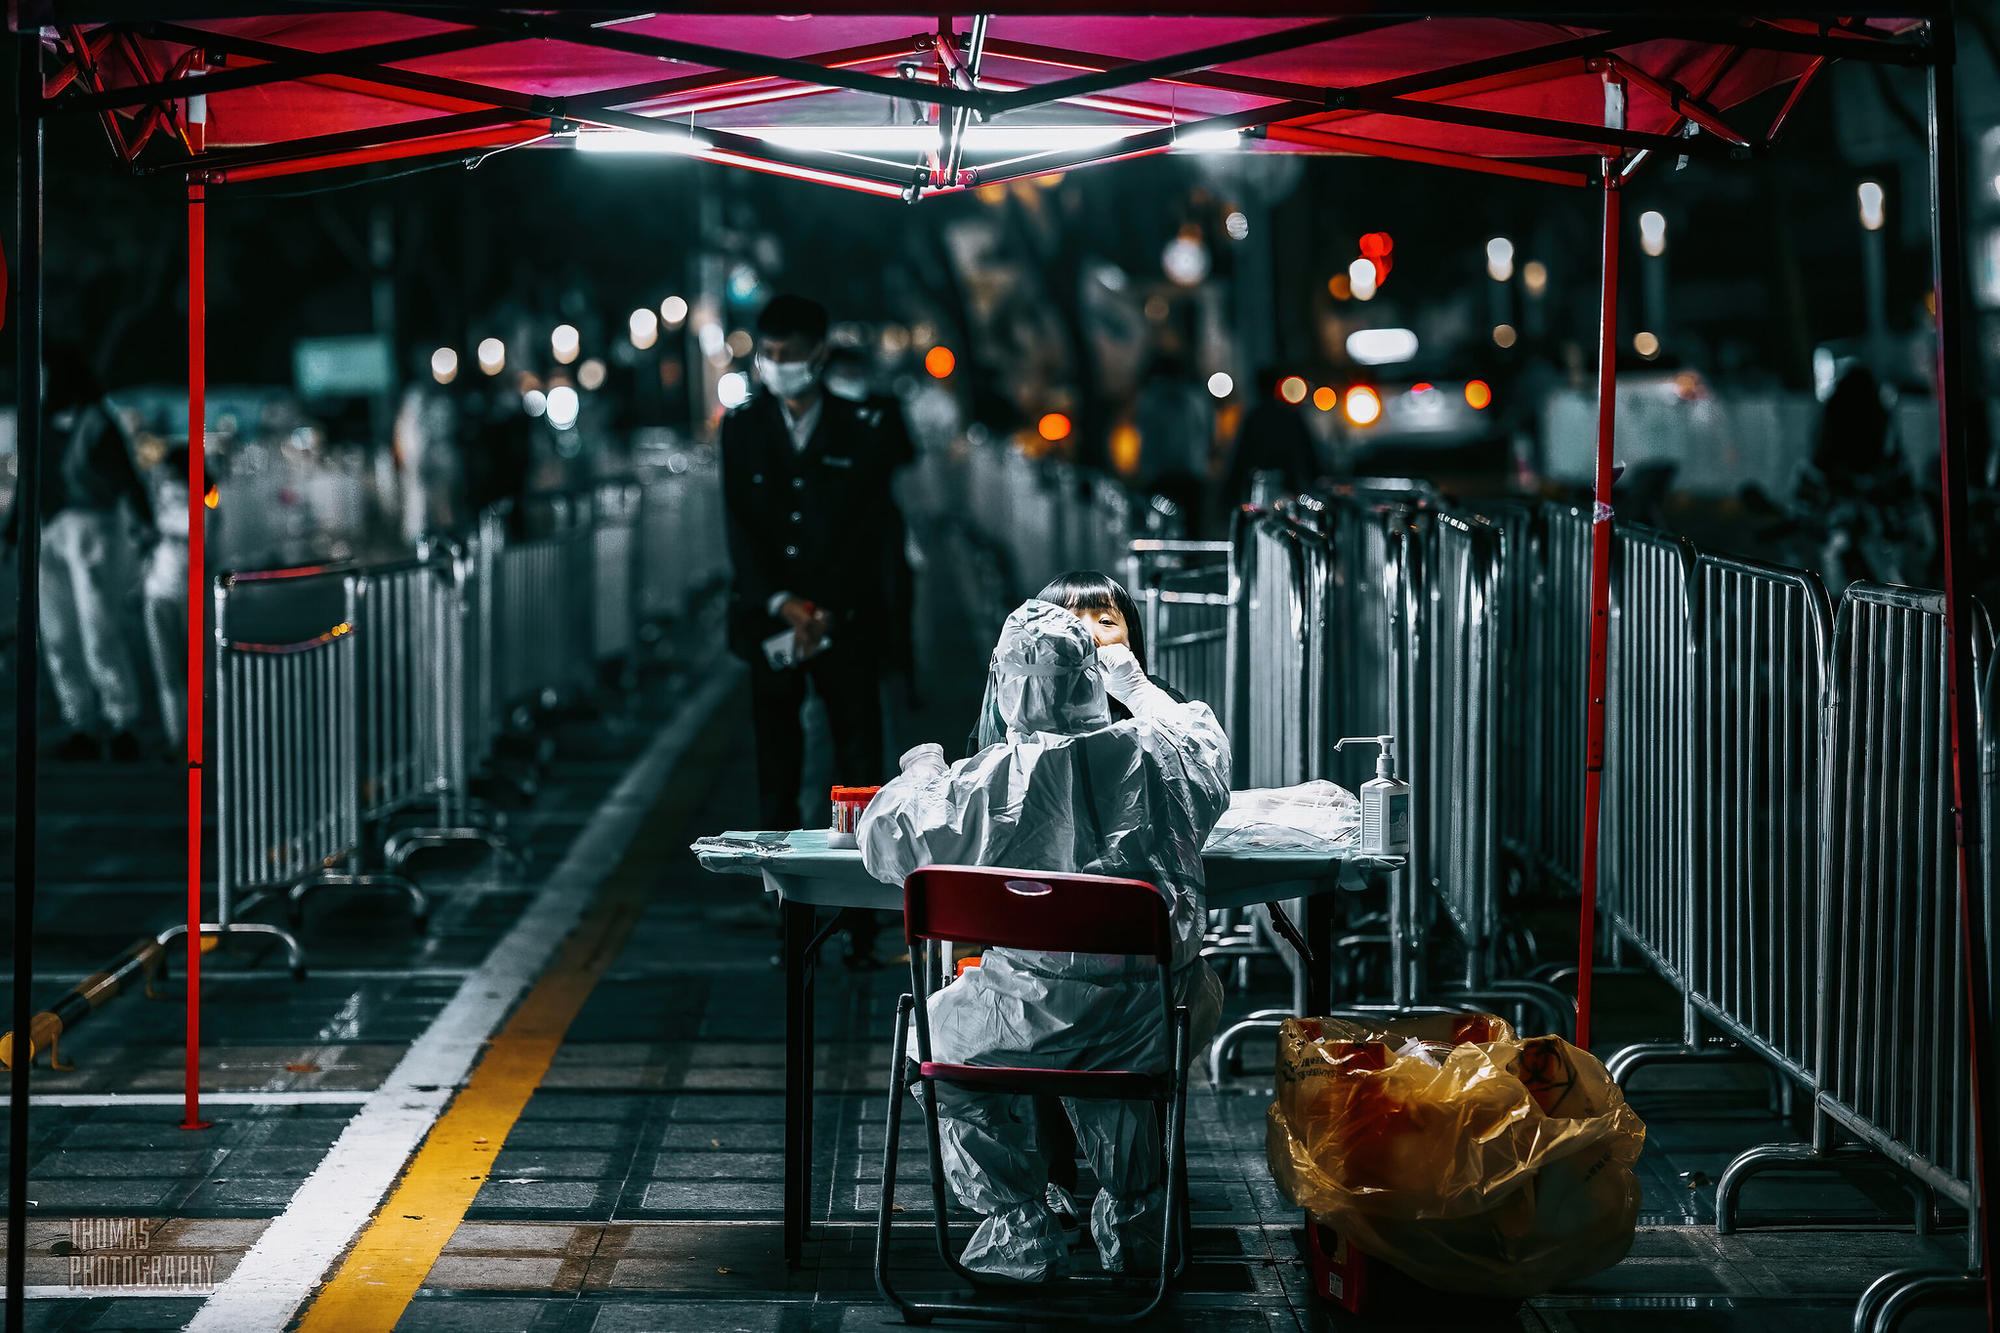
[1266,1014,1646,1299]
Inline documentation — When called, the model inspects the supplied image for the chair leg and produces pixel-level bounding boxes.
[919,1077,985,1289]
[875,994,930,1325]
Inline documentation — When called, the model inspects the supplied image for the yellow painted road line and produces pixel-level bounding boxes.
[296,697,735,1332]
[295,886,644,1332]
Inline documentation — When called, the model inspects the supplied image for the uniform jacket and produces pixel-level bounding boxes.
[720,389,912,660]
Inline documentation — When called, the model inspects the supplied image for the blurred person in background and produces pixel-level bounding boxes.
[394,381,466,543]
[140,445,192,751]
[722,294,913,967]
[1793,364,1935,594]
[4,345,153,760]
[1220,366,1320,517]
[461,382,535,535]
[1133,353,1214,538]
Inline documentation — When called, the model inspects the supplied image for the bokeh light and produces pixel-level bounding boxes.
[551,324,580,365]
[1344,385,1382,426]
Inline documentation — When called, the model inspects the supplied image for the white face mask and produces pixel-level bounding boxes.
[756,354,819,400]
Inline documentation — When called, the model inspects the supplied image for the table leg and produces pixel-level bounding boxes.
[782,897,816,1269]
[1305,879,1334,1017]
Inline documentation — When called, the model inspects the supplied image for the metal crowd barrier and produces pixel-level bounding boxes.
[356,555,441,828]
[1474,503,1538,891]
[943,442,1166,609]
[1122,538,1234,712]
[1241,512,1318,789]
[167,473,723,977]
[495,493,597,715]
[593,480,641,670]
[1607,554,1831,1092]
[166,568,428,978]
[636,458,728,628]
[1425,513,1572,1036]
[381,535,517,872]
[1711,587,1992,1270]
[1530,502,1593,897]
[1600,527,1699,986]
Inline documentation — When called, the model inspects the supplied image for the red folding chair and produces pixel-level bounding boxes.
[873,865,1191,1326]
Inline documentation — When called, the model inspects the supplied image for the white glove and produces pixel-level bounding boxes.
[1095,641,1149,707]
[898,742,948,776]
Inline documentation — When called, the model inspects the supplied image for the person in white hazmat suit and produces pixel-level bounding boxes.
[858,599,1231,1284]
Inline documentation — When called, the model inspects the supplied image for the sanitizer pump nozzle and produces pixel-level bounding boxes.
[1334,735,1411,856]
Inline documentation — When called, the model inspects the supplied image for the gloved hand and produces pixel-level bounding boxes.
[1095,642,1149,707]
[898,742,948,777]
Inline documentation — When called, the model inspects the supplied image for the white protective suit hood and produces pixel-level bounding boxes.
[987,600,1112,737]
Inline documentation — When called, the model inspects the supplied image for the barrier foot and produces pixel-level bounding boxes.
[383,825,524,877]
[288,871,429,929]
[1436,982,1574,1041]
[1605,1041,1788,1110]
[1854,1268,1981,1333]
[156,922,308,983]
[1208,1016,1287,1084]
[1716,1142,1935,1235]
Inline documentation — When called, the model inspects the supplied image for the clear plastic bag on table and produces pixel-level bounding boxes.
[1205,780,1360,854]
[1266,1014,1646,1300]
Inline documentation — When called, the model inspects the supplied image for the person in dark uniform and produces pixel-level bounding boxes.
[722,296,911,963]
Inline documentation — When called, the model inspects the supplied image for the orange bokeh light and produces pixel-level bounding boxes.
[1278,376,1308,405]
[924,346,955,379]
[1038,413,1073,442]
[1465,380,1493,410]
[1312,386,1337,412]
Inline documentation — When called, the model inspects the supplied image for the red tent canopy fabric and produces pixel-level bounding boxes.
[49,12,1925,193]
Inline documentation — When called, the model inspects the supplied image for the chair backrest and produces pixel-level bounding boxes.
[904,865,1173,964]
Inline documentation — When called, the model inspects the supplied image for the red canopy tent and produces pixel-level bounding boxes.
[4,5,1985,1327]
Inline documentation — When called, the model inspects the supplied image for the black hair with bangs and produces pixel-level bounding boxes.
[1036,570,1149,671]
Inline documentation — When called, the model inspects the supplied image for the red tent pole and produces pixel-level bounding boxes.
[1576,80,1624,1052]
[182,169,210,1133]
[1926,24,1994,1320]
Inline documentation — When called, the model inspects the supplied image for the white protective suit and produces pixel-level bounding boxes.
[859,600,1231,1282]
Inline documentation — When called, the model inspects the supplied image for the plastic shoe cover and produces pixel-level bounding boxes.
[1091,1185,1166,1275]
[959,1197,1074,1285]
[1045,1182,1084,1244]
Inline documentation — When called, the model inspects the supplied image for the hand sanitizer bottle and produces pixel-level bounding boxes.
[1334,735,1411,856]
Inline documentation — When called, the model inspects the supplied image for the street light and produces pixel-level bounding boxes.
[629,307,660,350]
[1639,212,1669,345]
[552,324,580,365]
[1639,210,1667,257]
[1859,180,1888,369]
[1348,256,1378,301]
[1858,180,1886,231]
[547,384,580,429]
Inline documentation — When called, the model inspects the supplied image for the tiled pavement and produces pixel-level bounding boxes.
[2,538,1990,1330]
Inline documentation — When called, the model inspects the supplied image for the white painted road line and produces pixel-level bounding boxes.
[180,667,739,1333]
[2,1092,373,1108]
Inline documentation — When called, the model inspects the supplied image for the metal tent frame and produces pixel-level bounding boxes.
[4,6,1987,1330]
